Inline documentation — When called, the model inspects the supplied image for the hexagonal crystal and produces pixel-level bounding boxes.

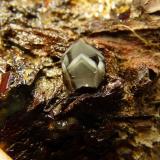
[61,39,105,91]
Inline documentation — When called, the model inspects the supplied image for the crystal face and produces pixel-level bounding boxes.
[61,40,105,91]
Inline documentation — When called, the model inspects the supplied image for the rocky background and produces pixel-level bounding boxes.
[0,0,160,159]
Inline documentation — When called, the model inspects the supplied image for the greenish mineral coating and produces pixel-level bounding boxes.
[61,40,105,91]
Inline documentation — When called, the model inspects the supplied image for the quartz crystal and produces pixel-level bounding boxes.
[61,40,105,91]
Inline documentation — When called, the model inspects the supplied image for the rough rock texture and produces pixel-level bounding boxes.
[0,0,160,160]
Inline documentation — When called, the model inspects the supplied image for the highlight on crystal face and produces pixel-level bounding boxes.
[61,39,105,91]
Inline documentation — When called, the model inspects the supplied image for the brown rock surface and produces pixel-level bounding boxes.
[0,0,160,160]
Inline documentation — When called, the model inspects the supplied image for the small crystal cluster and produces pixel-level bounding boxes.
[61,40,105,91]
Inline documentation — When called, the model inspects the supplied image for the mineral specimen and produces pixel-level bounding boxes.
[61,40,105,91]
